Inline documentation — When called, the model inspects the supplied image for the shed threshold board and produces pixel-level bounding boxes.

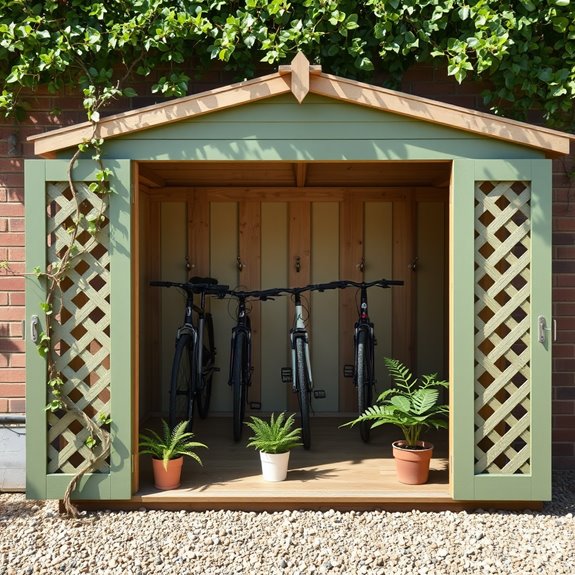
[67,418,543,512]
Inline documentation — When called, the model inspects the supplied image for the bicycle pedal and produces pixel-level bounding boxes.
[313,389,326,399]
[343,364,354,378]
[280,367,293,384]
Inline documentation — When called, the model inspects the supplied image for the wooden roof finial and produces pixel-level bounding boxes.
[278,52,322,103]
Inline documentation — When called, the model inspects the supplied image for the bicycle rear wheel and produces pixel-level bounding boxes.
[295,336,311,450]
[197,313,215,419]
[169,333,194,431]
[231,331,248,442]
[356,328,373,443]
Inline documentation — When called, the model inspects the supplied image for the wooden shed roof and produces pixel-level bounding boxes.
[30,52,575,158]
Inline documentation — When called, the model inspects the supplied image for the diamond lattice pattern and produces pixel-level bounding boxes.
[46,182,111,474]
[474,181,531,474]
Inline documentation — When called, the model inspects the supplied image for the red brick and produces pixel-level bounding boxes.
[552,343,575,357]
[0,398,7,412]
[555,415,575,428]
[0,339,24,353]
[0,262,25,275]
[8,398,25,412]
[0,204,24,217]
[8,322,23,338]
[554,302,575,316]
[0,233,24,248]
[556,387,575,400]
[10,353,25,368]
[552,373,575,388]
[0,173,23,188]
[553,428,575,442]
[9,292,25,306]
[0,276,24,290]
[553,400,574,415]
[7,247,24,262]
[555,358,575,372]
[552,443,574,457]
[555,246,575,259]
[9,219,24,232]
[0,382,25,395]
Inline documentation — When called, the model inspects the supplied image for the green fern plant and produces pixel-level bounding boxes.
[246,412,302,454]
[139,419,207,470]
[343,357,449,447]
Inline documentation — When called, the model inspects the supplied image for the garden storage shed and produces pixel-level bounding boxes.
[25,54,575,507]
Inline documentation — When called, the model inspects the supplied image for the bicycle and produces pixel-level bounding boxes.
[225,287,282,442]
[312,278,404,442]
[150,276,229,431]
[279,286,315,450]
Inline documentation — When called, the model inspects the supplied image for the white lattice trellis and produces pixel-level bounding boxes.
[46,182,111,474]
[474,181,531,474]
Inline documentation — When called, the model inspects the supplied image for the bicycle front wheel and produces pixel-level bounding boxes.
[295,336,311,450]
[197,313,215,419]
[169,333,194,431]
[231,331,248,442]
[356,329,373,443]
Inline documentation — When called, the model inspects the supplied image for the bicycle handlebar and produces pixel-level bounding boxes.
[150,280,230,297]
[225,287,285,301]
[151,278,402,299]
[309,278,404,292]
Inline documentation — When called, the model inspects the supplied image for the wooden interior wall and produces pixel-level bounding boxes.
[139,183,448,420]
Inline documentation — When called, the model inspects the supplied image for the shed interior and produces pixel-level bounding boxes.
[136,160,450,428]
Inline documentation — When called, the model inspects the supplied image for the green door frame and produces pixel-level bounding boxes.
[25,159,132,500]
[450,159,552,501]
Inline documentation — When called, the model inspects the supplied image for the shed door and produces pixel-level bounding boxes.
[451,159,552,501]
[25,159,132,500]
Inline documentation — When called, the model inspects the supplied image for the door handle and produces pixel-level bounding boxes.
[538,315,556,344]
[30,315,40,343]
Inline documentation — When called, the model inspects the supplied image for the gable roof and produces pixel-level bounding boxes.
[29,52,574,158]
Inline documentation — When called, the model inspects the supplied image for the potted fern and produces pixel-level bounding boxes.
[139,419,207,490]
[246,412,302,481]
[343,357,449,484]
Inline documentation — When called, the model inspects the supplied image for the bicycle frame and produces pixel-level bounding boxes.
[228,295,253,389]
[354,285,375,385]
[290,291,313,394]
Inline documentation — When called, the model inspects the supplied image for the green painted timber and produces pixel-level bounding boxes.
[451,159,552,501]
[100,139,542,162]
[25,159,132,500]
[55,95,545,162]
[450,159,477,501]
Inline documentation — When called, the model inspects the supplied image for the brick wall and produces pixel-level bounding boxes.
[1,63,573,467]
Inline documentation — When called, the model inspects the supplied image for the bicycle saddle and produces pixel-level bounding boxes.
[189,276,218,285]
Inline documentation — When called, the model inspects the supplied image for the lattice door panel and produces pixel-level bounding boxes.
[474,181,531,474]
[46,182,111,474]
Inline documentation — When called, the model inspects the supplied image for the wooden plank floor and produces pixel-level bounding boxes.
[132,415,452,511]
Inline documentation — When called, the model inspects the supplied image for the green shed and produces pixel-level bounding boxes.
[25,54,575,507]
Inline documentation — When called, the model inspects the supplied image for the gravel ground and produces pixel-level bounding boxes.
[1,471,574,575]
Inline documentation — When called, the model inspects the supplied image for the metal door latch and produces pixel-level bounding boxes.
[538,315,556,343]
[30,315,40,343]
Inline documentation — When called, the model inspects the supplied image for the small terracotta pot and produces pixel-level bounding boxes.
[152,456,183,490]
[392,440,433,485]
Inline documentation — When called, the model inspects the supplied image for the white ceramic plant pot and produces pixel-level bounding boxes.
[259,451,290,482]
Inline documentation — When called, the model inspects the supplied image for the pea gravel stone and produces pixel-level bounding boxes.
[1,471,574,575]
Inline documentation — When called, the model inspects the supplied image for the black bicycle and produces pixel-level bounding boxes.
[313,278,404,442]
[150,277,228,431]
[278,286,315,450]
[225,287,282,442]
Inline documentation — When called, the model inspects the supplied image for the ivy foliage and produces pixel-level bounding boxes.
[1,0,573,126]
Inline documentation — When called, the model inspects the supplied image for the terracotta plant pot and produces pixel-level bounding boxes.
[152,456,183,490]
[259,451,290,482]
[392,440,434,485]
